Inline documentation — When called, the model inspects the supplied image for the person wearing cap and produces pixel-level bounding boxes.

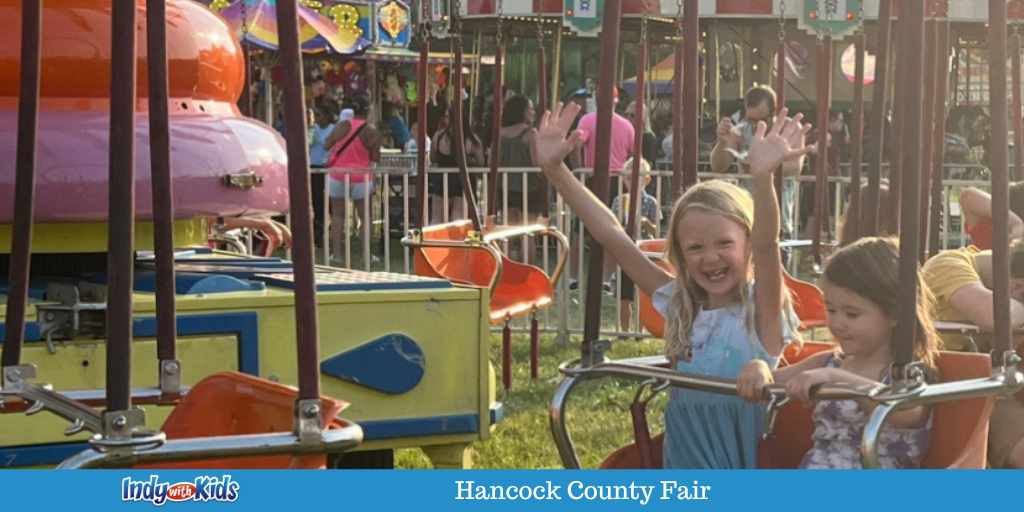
[572,85,635,173]
[607,157,661,333]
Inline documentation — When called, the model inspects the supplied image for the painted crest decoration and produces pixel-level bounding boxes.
[798,0,863,39]
[563,0,602,37]
[377,0,411,47]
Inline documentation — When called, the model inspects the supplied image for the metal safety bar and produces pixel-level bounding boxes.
[56,424,364,469]
[550,356,1024,469]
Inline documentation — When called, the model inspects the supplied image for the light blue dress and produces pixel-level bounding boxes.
[653,281,798,468]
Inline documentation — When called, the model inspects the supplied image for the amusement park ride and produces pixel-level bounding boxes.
[0,0,497,469]
[0,0,1023,471]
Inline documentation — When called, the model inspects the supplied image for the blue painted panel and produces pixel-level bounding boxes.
[320,334,424,394]
[134,271,266,294]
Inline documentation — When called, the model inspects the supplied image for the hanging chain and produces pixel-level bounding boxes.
[240,0,249,43]
[496,0,504,52]
[675,0,684,39]
[777,0,787,44]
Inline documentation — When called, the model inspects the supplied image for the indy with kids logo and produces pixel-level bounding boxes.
[121,475,240,505]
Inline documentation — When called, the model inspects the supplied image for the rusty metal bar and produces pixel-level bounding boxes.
[106,0,138,411]
[671,28,683,201]
[865,0,892,236]
[581,0,623,363]
[274,0,321,400]
[415,14,430,229]
[146,0,177,367]
[989,0,1013,359]
[889,16,906,234]
[848,31,866,244]
[1,0,41,369]
[1014,29,1023,182]
[929,19,950,257]
[812,37,832,266]
[627,38,647,241]
[487,39,504,217]
[893,0,926,371]
[774,29,786,210]
[919,19,938,261]
[681,0,699,192]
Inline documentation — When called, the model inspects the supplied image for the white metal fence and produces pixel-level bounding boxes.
[298,158,993,342]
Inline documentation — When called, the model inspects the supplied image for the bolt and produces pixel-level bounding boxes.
[302,404,320,419]
[163,361,180,375]
[45,312,56,321]
[113,415,127,430]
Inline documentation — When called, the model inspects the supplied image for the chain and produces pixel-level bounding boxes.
[240,0,248,43]
[496,0,504,49]
[777,0,787,44]
[675,0,684,39]
[822,0,837,39]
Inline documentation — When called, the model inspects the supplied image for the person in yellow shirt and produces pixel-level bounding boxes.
[922,241,1024,468]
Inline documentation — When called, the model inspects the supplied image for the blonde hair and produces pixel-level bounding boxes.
[663,180,778,361]
[621,157,651,179]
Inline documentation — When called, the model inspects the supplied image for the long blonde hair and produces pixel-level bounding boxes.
[663,180,765,361]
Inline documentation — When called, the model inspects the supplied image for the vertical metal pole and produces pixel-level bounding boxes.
[930,19,950,257]
[847,32,866,244]
[774,20,787,218]
[275,0,320,400]
[415,19,430,229]
[989,0,1013,361]
[551,26,563,112]
[1,0,42,370]
[581,0,622,365]
[146,0,178,387]
[106,0,138,412]
[682,0,700,191]
[452,28,483,231]
[1013,28,1023,182]
[671,22,684,200]
[889,16,906,233]
[487,37,505,217]
[812,37,832,267]
[627,37,647,240]
[865,0,892,236]
[919,19,938,261]
[893,0,926,373]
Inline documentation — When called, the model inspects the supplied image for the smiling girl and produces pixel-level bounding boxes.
[535,102,812,468]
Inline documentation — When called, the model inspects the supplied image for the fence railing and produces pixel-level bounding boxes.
[290,158,992,342]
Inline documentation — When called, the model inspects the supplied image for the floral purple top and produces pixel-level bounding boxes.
[800,354,932,469]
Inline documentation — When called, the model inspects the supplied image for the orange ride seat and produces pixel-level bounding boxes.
[138,372,353,469]
[599,349,993,469]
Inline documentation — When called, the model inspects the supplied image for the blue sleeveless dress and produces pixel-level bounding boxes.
[653,281,798,468]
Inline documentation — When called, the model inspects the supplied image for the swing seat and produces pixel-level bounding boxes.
[137,372,354,469]
[598,349,994,469]
[411,219,565,322]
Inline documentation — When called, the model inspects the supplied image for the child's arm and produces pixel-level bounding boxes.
[786,367,930,429]
[535,104,672,296]
[747,110,813,358]
[737,350,833,402]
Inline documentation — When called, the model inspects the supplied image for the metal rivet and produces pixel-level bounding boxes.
[113,416,127,429]
[302,404,320,418]
[164,362,180,375]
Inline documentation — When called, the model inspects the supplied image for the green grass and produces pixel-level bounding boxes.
[394,332,668,469]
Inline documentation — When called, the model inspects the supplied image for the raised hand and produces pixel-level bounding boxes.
[717,117,741,147]
[748,107,814,177]
[534,102,584,169]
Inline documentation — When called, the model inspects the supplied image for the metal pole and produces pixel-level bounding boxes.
[415,17,430,229]
[1014,28,1023,182]
[627,36,647,240]
[671,36,683,201]
[487,34,504,217]
[893,0,926,373]
[451,22,483,230]
[865,0,892,236]
[930,19,950,257]
[919,19,938,261]
[275,0,321,400]
[581,0,623,365]
[1,0,41,370]
[989,0,1013,361]
[551,25,563,112]
[682,0,699,191]
[812,37,832,267]
[146,0,178,382]
[106,0,138,412]
[847,31,866,244]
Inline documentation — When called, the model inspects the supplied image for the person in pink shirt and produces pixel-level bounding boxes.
[572,86,635,173]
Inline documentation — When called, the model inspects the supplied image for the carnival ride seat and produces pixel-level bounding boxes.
[595,347,994,469]
[138,372,354,469]
[407,219,568,390]
[636,239,827,339]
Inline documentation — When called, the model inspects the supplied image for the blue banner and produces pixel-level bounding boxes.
[1,469,1019,510]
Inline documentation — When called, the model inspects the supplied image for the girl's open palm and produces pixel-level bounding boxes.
[534,102,584,168]
[748,108,814,177]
